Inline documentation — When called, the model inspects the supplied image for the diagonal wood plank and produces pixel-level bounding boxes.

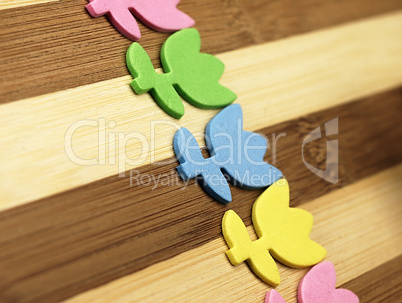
[1,12,402,209]
[1,0,402,103]
[65,165,402,303]
[0,0,58,10]
[341,255,402,303]
[0,90,400,303]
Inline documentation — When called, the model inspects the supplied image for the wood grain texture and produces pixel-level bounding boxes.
[65,165,402,303]
[1,11,402,210]
[1,1,402,302]
[0,90,401,302]
[341,255,402,303]
[0,0,58,10]
[1,0,402,103]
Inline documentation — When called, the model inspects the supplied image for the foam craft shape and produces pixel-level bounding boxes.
[86,0,194,41]
[222,179,326,286]
[174,104,282,203]
[265,262,359,303]
[265,290,286,303]
[126,28,237,119]
[298,262,360,303]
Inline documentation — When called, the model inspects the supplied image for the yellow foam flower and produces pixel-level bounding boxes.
[222,179,326,286]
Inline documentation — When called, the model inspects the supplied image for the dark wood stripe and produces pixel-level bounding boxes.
[340,255,402,303]
[1,0,402,104]
[0,90,401,302]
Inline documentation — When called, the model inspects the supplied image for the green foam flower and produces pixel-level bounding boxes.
[126,28,237,119]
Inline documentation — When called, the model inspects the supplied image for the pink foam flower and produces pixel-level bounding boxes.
[265,262,359,303]
[86,0,195,41]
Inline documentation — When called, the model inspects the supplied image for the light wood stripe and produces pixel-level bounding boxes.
[0,0,58,10]
[1,12,402,211]
[1,89,401,302]
[1,90,400,302]
[2,0,402,103]
[66,165,402,303]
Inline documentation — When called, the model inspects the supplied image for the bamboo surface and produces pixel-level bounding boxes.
[0,0,58,10]
[67,165,402,303]
[0,0,401,302]
[1,11,402,210]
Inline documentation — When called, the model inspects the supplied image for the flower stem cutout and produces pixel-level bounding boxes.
[222,179,326,287]
[126,28,237,119]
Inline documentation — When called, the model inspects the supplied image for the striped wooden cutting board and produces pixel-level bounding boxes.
[0,0,401,302]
